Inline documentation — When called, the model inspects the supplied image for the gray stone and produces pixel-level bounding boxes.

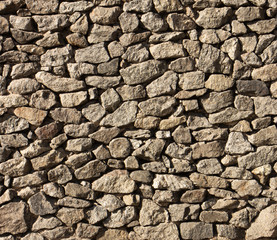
[59,1,94,13]
[75,43,110,64]
[89,127,120,144]
[133,139,165,161]
[197,158,223,175]
[86,76,121,89]
[153,174,193,191]
[10,29,42,44]
[0,157,29,177]
[247,19,277,35]
[65,152,92,170]
[12,171,46,188]
[256,34,275,55]
[50,108,81,124]
[150,42,184,59]
[0,51,28,63]
[260,40,277,64]
[33,14,69,32]
[190,173,228,189]
[0,16,9,34]
[10,62,40,79]
[192,141,225,159]
[231,180,262,197]
[122,44,149,63]
[0,115,29,134]
[119,32,151,47]
[165,142,191,160]
[153,0,183,12]
[169,57,195,73]
[96,194,125,212]
[225,132,254,154]
[192,128,228,142]
[28,192,56,215]
[221,167,253,180]
[109,138,131,158]
[26,0,58,14]
[64,182,93,199]
[180,189,206,203]
[248,125,277,146]
[117,85,146,101]
[56,196,90,208]
[40,45,72,67]
[32,216,62,231]
[180,222,213,240]
[0,134,28,148]
[118,12,139,33]
[65,138,93,152]
[88,24,119,44]
[199,211,229,223]
[74,160,107,180]
[100,88,121,112]
[123,0,153,13]
[43,182,64,199]
[0,94,28,108]
[235,7,264,22]
[67,63,96,79]
[253,96,277,117]
[56,207,84,226]
[89,6,121,24]
[141,12,167,32]
[104,206,136,228]
[167,13,195,31]
[98,229,129,240]
[48,165,72,184]
[76,223,101,239]
[120,60,166,85]
[70,14,88,35]
[30,90,57,110]
[172,126,191,144]
[8,78,39,94]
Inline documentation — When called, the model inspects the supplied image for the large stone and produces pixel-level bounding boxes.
[0,95,28,108]
[86,76,121,89]
[109,138,131,158]
[231,180,262,197]
[119,12,139,33]
[86,205,108,224]
[30,90,57,110]
[59,1,94,13]
[0,134,28,148]
[179,71,205,90]
[225,132,254,154]
[200,211,229,223]
[238,145,277,169]
[205,74,234,91]
[123,0,153,13]
[10,62,40,79]
[74,160,107,180]
[167,13,195,31]
[235,7,263,22]
[88,24,119,44]
[14,107,47,126]
[247,19,277,35]
[252,64,277,82]
[133,223,180,240]
[153,174,193,191]
[209,107,253,124]
[180,222,213,240]
[75,43,110,64]
[150,42,185,59]
[246,204,277,240]
[104,206,136,228]
[196,7,232,28]
[33,14,69,32]
[81,103,106,125]
[0,202,28,235]
[190,173,228,189]
[153,0,183,12]
[64,122,95,138]
[196,158,223,175]
[198,44,232,74]
[139,96,176,117]
[192,128,228,141]
[97,194,125,212]
[8,78,39,94]
[100,88,121,112]
[0,157,29,177]
[0,115,29,134]
[237,80,269,96]
[50,108,81,124]
[26,0,59,14]
[91,170,136,193]
[32,216,62,231]
[48,165,72,184]
[90,6,121,24]
[253,96,277,117]
[12,171,46,188]
[28,192,56,215]
[0,51,28,63]
[120,60,166,85]
[56,207,84,227]
[35,71,85,93]
[141,12,167,32]
[260,40,277,64]
[67,62,96,79]
[76,223,101,239]
[100,101,138,127]
[192,141,225,159]
[133,139,165,161]
[248,125,277,146]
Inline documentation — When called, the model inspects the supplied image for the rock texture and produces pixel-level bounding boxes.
[0,1,276,239]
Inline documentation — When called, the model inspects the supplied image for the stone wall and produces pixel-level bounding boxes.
[0,0,277,239]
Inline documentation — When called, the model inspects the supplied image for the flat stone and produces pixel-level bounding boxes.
[165,143,191,160]
[90,6,121,24]
[118,12,139,33]
[205,74,234,91]
[248,125,277,146]
[117,85,146,101]
[8,78,39,94]
[86,76,121,89]
[26,0,58,14]
[172,126,191,144]
[180,222,213,240]
[35,122,60,140]
[33,14,69,32]
[0,202,28,235]
[192,141,225,159]
[252,64,277,82]
[48,165,72,184]
[200,29,231,45]
[65,138,93,152]
[64,122,95,138]
[104,206,136,228]
[123,0,153,13]
[119,32,151,47]
[196,7,232,28]
[0,51,28,63]
[150,32,185,43]
[235,7,263,22]
[10,62,40,79]
[74,160,107,180]
[153,0,183,13]
[56,207,84,227]
[64,152,91,170]
[28,192,56,215]
[225,132,254,154]
[0,134,28,148]
[76,223,101,239]
[91,170,136,193]
[70,14,89,35]
[238,145,277,169]
[100,101,138,127]
[231,180,262,197]
[153,174,193,191]
[180,189,206,203]
[36,71,85,93]
[150,42,185,59]
[50,108,81,124]
[199,211,229,223]
[0,115,29,134]
[167,13,196,31]
[98,229,129,240]
[96,194,125,212]
[12,171,46,188]
[253,96,277,117]
[89,127,120,144]
[133,223,179,240]
[30,90,57,110]
[236,80,269,96]
[0,94,28,108]
[196,158,223,175]
[0,157,29,177]
[88,24,119,44]
[141,12,167,32]
[64,182,93,199]
[30,149,65,170]
[122,44,149,64]
[32,216,62,231]
[260,40,277,64]
[190,173,228,189]
[247,19,277,34]
[120,60,166,85]
[60,91,87,108]
[10,29,42,44]
[67,63,96,79]
[133,139,165,161]
[86,205,108,224]
[81,103,106,125]
[230,208,258,229]
[59,1,94,13]
[56,196,90,208]
[75,43,110,64]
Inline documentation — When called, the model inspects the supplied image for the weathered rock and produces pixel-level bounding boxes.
[117,85,146,101]
[90,6,121,25]
[133,223,180,240]
[88,24,119,44]
[48,165,72,184]
[89,127,120,144]
[30,90,57,110]
[98,229,129,240]
[225,132,254,154]
[180,222,213,240]
[0,16,9,34]
[190,173,228,189]
[59,1,94,14]
[0,51,28,63]
[118,12,139,33]
[192,141,225,159]
[253,96,277,117]
[252,64,277,82]
[167,13,195,31]
[70,14,88,35]
[247,19,277,35]
[33,14,69,32]
[32,216,62,231]
[0,94,28,108]
[200,211,229,223]
[26,0,58,14]
[97,194,125,212]
[141,12,167,32]
[120,60,166,85]
[196,7,232,28]
[65,138,92,152]
[0,115,29,134]
[0,134,28,148]
[237,80,269,96]
[235,7,264,22]
[75,43,110,64]
[12,171,46,188]
[50,108,81,124]
[56,207,84,226]
[56,196,90,208]
[123,0,153,13]
[153,174,193,191]
[231,180,262,197]
[133,139,165,161]
[86,205,108,224]
[7,78,39,95]
[28,192,56,215]
[248,125,277,146]
[0,157,29,177]
[0,202,28,235]
[74,160,107,180]
[119,32,151,47]
[76,223,101,239]
[196,158,223,175]
[91,171,136,193]
[205,74,234,91]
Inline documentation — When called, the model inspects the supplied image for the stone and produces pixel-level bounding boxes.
[221,167,253,180]
[252,117,271,130]
[120,60,166,85]
[74,160,107,180]
[89,127,120,144]
[100,88,120,112]
[169,57,195,73]
[57,196,90,208]
[153,174,193,191]
[0,134,28,148]
[91,170,136,193]
[209,107,253,124]
[48,165,72,184]
[86,76,121,89]
[75,43,110,64]
[231,180,262,197]
[88,24,119,44]
[0,202,28,235]
[10,29,41,44]
[187,115,212,130]
[150,32,185,43]
[179,71,205,91]
[133,223,179,240]
[117,85,146,101]
[153,0,183,13]
[7,78,39,94]
[0,51,28,63]
[201,90,233,113]
[9,15,32,31]
[180,189,206,203]
[97,194,125,212]
[238,145,277,170]
[104,206,136,228]
[165,142,191,160]
[59,1,94,13]
[123,0,153,13]
[172,126,191,144]
[60,91,87,108]
[40,45,72,67]
[122,44,149,63]
[35,71,85,92]
[98,229,129,240]
[64,152,92,170]
[130,170,152,183]
[196,7,232,28]
[109,138,131,158]
[30,149,65,171]
[14,107,47,126]
[97,58,119,75]
[81,103,106,126]
[30,90,57,110]
[141,12,167,32]
[119,32,151,47]
[86,205,108,224]
[234,95,254,111]
[192,141,225,159]
[159,117,186,130]
[0,115,29,134]
[180,222,213,240]
[28,192,56,215]
[256,34,275,55]
[65,138,93,152]
[89,6,121,24]
[199,211,229,223]
[246,204,277,239]
[196,158,223,175]
[248,125,277,146]
[32,216,62,231]
[235,7,264,22]
[26,0,58,14]
[100,101,138,127]
[33,14,69,32]
[232,20,247,35]
[192,128,227,142]
[12,171,46,188]
[50,108,81,124]
[64,183,93,199]
[0,157,29,177]
[198,44,232,74]
[108,41,124,58]
[67,63,96,79]
[253,96,277,117]
[70,14,88,35]
[56,207,84,226]
[35,122,60,140]
[0,16,9,34]
[199,29,230,45]
[190,173,228,189]
[0,94,27,108]
[133,139,165,161]
[43,182,64,199]
[252,64,277,82]
[167,13,195,31]
[10,62,40,79]
[118,12,139,33]
[64,123,95,138]
[76,223,101,239]
[150,42,184,59]
[247,19,277,35]
[225,132,254,154]
[40,226,72,239]
[66,33,88,48]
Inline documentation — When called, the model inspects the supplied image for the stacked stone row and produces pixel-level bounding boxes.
[0,0,276,239]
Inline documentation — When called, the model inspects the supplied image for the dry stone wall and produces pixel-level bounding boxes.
[0,0,277,239]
